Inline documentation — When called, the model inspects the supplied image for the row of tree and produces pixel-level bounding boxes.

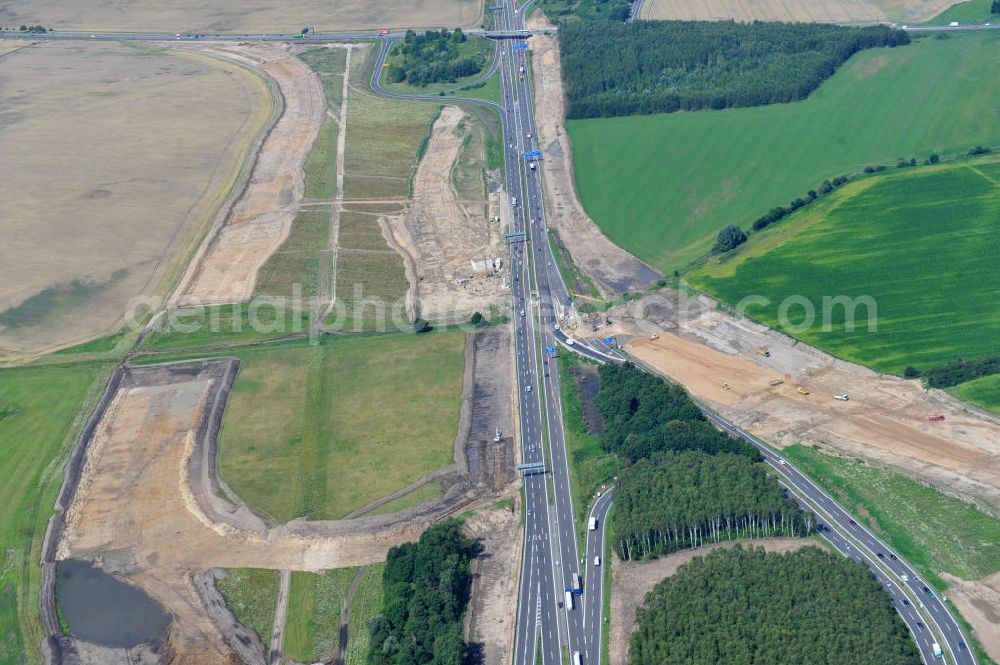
[385,29,485,87]
[630,546,921,664]
[918,356,1000,388]
[366,520,473,665]
[612,451,812,561]
[559,21,909,119]
[596,362,756,461]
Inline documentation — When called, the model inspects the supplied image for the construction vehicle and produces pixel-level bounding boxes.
[768,378,784,387]
[650,334,660,340]
[757,347,771,357]
[834,394,849,401]
[796,386,810,395]
[721,382,731,390]
[928,414,945,421]
[494,427,502,442]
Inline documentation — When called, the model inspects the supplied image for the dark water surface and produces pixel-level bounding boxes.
[57,560,170,647]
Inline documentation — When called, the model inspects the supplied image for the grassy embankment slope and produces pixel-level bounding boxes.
[217,330,466,522]
[690,156,1000,375]
[0,364,107,665]
[215,568,279,649]
[284,568,356,662]
[949,374,1000,415]
[568,31,1000,273]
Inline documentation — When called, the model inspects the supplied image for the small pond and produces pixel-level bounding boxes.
[57,560,170,647]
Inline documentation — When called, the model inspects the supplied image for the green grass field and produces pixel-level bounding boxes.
[567,31,1000,272]
[949,374,1000,415]
[218,330,466,522]
[255,211,330,299]
[215,568,278,648]
[284,568,356,662]
[926,0,997,24]
[142,304,313,350]
[0,363,104,665]
[690,157,1000,375]
[365,481,445,517]
[381,35,496,99]
[345,563,383,665]
[782,444,1000,590]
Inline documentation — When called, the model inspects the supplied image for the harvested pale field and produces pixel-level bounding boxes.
[0,0,483,33]
[55,362,459,664]
[603,291,1000,516]
[941,571,1000,662]
[383,105,507,323]
[525,14,659,297]
[0,41,270,360]
[609,539,810,665]
[639,0,959,24]
[178,43,325,306]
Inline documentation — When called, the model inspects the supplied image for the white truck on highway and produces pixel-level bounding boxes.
[933,643,943,659]
[565,590,574,610]
[573,651,582,665]
[589,516,598,530]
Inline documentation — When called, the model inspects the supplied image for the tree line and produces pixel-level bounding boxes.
[540,0,635,23]
[909,356,1000,388]
[366,520,473,665]
[558,21,909,119]
[613,450,811,561]
[629,546,921,665]
[596,362,756,461]
[385,29,486,87]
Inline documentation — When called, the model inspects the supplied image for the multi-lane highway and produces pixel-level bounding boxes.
[7,10,985,664]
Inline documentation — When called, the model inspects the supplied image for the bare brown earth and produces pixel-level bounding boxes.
[640,0,960,24]
[599,290,1000,515]
[525,14,660,297]
[383,105,508,323]
[0,41,270,360]
[609,539,812,665]
[0,0,483,33]
[55,324,515,664]
[463,503,522,665]
[178,43,325,306]
[940,571,1000,662]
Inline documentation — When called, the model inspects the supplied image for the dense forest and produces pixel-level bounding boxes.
[385,29,488,87]
[559,21,909,119]
[596,363,756,461]
[366,520,473,665]
[613,451,811,561]
[630,546,921,665]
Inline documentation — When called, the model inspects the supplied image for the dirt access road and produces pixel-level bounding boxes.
[525,13,660,298]
[178,43,325,306]
[602,291,1000,515]
[640,0,959,24]
[384,105,508,323]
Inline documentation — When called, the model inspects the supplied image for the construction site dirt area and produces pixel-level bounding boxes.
[463,505,521,665]
[525,14,659,297]
[49,323,515,663]
[639,0,960,24]
[941,571,1000,662]
[178,43,325,306]
[2,0,483,33]
[0,41,270,360]
[609,539,811,665]
[383,105,508,323]
[605,291,1000,515]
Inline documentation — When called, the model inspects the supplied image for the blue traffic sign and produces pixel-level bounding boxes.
[513,43,529,50]
[523,150,542,158]
[545,346,557,355]
[603,336,616,344]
